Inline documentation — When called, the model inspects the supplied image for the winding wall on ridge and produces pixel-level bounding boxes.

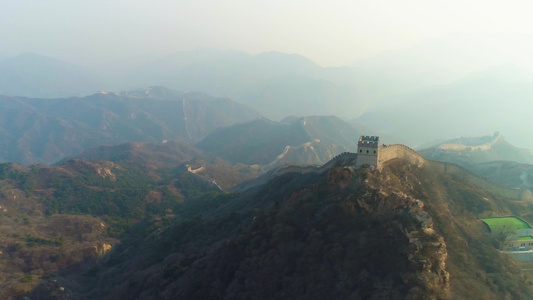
[257,145,530,201]
[379,144,426,168]
[378,144,529,200]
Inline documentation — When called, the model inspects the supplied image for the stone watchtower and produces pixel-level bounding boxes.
[355,135,379,168]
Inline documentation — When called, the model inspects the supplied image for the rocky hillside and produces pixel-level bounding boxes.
[41,153,533,299]
[0,139,255,299]
[66,140,206,170]
[0,163,117,298]
[196,116,368,167]
[70,140,263,190]
[0,86,259,165]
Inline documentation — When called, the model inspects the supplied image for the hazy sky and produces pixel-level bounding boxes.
[1,0,533,67]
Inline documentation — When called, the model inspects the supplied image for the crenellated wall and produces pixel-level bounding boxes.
[276,152,357,176]
[270,144,529,201]
[376,144,527,200]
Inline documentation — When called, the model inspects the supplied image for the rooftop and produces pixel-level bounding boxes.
[359,135,379,142]
[481,216,532,231]
[358,136,380,147]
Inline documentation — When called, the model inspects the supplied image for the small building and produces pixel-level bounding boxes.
[355,136,380,168]
[481,216,533,250]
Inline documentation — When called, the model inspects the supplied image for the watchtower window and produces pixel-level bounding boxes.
[360,149,362,153]
[366,150,369,153]
[374,150,376,154]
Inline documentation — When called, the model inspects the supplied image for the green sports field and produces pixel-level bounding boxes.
[481,217,531,231]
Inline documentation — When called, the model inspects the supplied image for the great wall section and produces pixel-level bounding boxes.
[379,144,530,200]
[378,144,425,168]
[272,144,532,201]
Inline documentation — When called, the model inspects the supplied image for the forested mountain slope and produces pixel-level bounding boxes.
[0,86,259,165]
[197,116,368,167]
[45,155,533,299]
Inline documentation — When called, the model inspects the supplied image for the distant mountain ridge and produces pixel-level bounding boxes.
[357,73,533,150]
[419,132,533,165]
[0,53,106,98]
[196,116,369,167]
[125,49,370,120]
[418,132,533,192]
[0,86,259,165]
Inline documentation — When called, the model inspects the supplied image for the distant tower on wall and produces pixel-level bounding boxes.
[356,136,379,168]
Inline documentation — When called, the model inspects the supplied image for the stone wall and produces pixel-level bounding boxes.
[377,144,526,200]
[275,153,358,177]
[273,145,527,201]
[378,144,426,169]
[320,152,358,170]
[355,151,378,167]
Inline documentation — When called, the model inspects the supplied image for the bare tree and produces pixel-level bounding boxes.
[493,222,517,250]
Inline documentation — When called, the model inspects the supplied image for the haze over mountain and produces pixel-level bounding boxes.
[357,66,533,150]
[352,34,533,102]
[124,49,370,120]
[0,50,369,121]
[126,43,523,121]
[4,1,533,299]
[0,87,259,165]
[4,41,533,131]
[419,132,533,165]
[0,53,106,98]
